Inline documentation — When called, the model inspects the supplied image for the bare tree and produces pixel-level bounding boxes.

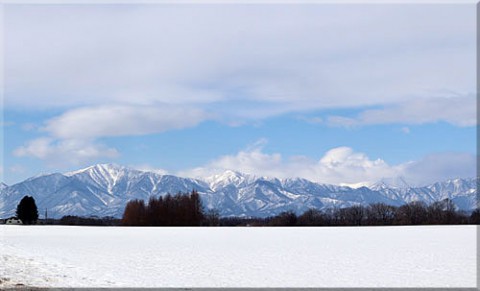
[367,203,396,225]
[470,208,480,224]
[394,201,427,225]
[268,211,297,226]
[347,205,366,226]
[204,208,220,226]
[298,208,326,226]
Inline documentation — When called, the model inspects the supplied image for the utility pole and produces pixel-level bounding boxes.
[45,208,48,224]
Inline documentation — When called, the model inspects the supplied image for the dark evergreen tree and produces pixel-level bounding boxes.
[189,190,204,226]
[16,195,39,225]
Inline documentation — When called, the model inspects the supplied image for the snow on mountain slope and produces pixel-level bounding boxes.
[205,170,256,190]
[0,164,477,218]
[0,183,7,190]
[425,178,478,210]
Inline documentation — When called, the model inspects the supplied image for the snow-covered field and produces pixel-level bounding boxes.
[0,225,477,288]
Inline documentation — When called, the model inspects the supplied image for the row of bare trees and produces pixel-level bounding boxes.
[122,190,205,226]
[121,193,479,227]
[228,199,479,226]
[59,215,120,226]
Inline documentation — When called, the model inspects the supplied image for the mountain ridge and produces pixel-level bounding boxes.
[0,163,477,218]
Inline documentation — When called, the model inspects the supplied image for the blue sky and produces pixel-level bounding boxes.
[1,3,477,186]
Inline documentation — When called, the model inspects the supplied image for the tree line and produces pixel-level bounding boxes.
[59,215,120,226]
[120,194,479,226]
[221,199,480,226]
[9,194,480,226]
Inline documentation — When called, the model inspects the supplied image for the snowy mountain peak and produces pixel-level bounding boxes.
[370,176,413,190]
[64,163,126,177]
[63,164,140,195]
[0,182,8,190]
[446,177,471,186]
[205,170,256,189]
[88,164,127,180]
[206,170,237,180]
[217,170,247,180]
[340,181,373,189]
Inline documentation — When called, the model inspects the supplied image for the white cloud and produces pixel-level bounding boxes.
[180,142,399,185]
[13,138,119,167]
[327,95,476,127]
[180,141,476,186]
[401,152,477,186]
[4,4,475,126]
[43,105,209,139]
[179,140,284,179]
[12,104,209,168]
[298,116,323,125]
[325,116,358,129]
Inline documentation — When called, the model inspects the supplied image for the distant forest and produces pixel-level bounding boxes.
[49,190,480,226]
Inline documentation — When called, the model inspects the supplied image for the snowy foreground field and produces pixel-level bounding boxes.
[0,225,477,288]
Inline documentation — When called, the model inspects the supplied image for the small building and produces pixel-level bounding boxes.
[6,217,23,225]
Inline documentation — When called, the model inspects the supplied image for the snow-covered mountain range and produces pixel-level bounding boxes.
[0,164,477,218]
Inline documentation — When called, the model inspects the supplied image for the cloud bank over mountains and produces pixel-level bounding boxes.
[12,136,476,188]
[179,142,476,187]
